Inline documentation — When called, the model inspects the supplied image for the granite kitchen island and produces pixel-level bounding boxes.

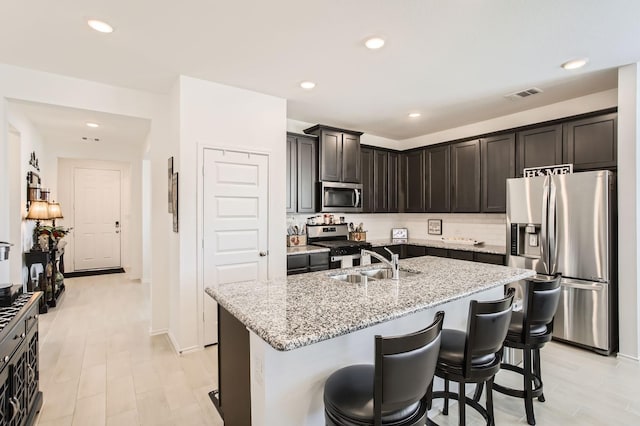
[205,255,534,426]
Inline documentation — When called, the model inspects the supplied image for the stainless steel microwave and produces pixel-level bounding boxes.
[319,182,363,213]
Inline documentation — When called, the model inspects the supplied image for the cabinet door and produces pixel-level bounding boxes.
[564,113,617,170]
[297,138,317,213]
[474,252,505,265]
[403,150,425,212]
[286,136,297,213]
[451,140,480,213]
[360,148,374,213]
[405,245,427,258]
[448,250,474,261]
[516,124,562,176]
[373,150,389,212]
[388,152,399,213]
[481,134,515,213]
[425,145,451,212]
[319,130,342,182]
[0,363,10,425]
[426,247,448,258]
[25,325,38,414]
[342,133,361,183]
[11,342,27,426]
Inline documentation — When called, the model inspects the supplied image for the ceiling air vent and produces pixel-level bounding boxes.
[505,87,543,100]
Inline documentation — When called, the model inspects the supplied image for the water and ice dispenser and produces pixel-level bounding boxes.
[510,223,542,258]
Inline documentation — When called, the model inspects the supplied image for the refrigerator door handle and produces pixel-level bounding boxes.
[548,179,558,274]
[561,281,605,291]
[540,176,549,274]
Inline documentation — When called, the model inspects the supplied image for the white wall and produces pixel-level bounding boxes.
[7,129,22,284]
[0,63,172,333]
[174,76,287,352]
[6,105,48,284]
[618,64,640,360]
[402,89,618,148]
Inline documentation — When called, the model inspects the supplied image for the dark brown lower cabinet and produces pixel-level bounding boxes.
[287,253,330,275]
[405,245,427,258]
[0,293,43,426]
[448,250,474,261]
[426,247,448,258]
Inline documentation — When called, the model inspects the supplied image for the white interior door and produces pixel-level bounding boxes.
[203,149,269,345]
[74,168,122,271]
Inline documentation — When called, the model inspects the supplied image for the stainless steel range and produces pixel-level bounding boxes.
[307,224,372,269]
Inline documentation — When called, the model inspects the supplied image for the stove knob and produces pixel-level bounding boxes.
[3,356,8,363]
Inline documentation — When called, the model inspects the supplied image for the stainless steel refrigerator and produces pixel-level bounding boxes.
[506,170,616,355]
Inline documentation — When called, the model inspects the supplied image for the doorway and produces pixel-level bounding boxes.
[202,148,269,345]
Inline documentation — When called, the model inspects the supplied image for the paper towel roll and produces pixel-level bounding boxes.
[340,256,354,269]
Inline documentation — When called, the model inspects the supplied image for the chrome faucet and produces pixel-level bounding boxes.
[361,247,400,279]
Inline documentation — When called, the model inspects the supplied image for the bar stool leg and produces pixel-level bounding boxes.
[443,378,449,415]
[473,382,484,402]
[458,381,466,426]
[486,378,495,426]
[533,348,545,402]
[523,349,536,425]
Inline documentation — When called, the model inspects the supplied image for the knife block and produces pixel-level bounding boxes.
[286,235,307,247]
[349,232,366,242]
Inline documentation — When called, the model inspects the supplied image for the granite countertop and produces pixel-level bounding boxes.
[206,257,533,351]
[368,238,506,255]
[286,245,330,256]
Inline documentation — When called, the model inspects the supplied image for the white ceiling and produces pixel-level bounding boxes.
[1,0,638,140]
[8,99,151,147]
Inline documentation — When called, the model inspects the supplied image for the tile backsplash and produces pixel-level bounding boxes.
[287,213,507,246]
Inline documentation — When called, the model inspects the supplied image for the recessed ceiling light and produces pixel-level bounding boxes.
[86,122,100,128]
[561,58,589,70]
[408,112,421,118]
[87,19,114,33]
[300,81,316,90]
[365,37,385,50]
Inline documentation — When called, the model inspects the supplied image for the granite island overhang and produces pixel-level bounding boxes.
[205,256,535,426]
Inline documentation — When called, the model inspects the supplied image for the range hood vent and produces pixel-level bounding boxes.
[505,87,543,100]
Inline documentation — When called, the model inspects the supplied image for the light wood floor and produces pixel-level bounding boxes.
[35,274,223,426]
[35,273,640,425]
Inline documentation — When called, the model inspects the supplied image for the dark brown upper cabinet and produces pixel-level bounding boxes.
[450,140,480,212]
[425,145,450,212]
[304,125,363,183]
[563,113,617,171]
[388,152,399,212]
[286,135,297,213]
[286,132,317,213]
[516,124,562,176]
[374,150,389,212]
[361,147,400,213]
[481,134,515,213]
[402,149,425,212]
[360,147,374,213]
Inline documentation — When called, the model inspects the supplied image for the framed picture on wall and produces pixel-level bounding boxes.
[168,157,174,213]
[428,219,442,235]
[172,172,179,232]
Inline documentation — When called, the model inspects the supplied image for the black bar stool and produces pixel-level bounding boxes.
[492,275,561,425]
[323,311,445,426]
[431,289,515,426]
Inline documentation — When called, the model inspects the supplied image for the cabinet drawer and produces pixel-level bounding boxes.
[448,250,474,261]
[0,320,25,368]
[474,253,505,265]
[287,255,309,270]
[406,245,427,258]
[309,252,329,267]
[287,267,308,276]
[25,303,39,332]
[309,265,329,273]
[426,248,448,258]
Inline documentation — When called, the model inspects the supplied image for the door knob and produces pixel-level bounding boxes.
[259,251,267,257]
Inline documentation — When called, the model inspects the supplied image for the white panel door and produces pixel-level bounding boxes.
[203,149,269,345]
[74,168,121,271]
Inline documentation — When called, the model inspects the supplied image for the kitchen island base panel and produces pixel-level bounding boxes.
[217,286,503,426]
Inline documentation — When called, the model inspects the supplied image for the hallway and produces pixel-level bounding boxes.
[35,274,222,426]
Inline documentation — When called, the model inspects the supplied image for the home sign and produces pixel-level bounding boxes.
[523,164,574,177]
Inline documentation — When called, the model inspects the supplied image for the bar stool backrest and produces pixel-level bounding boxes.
[464,289,515,375]
[523,275,562,342]
[374,311,445,419]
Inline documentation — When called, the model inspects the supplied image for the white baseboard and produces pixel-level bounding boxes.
[149,327,168,336]
[617,352,640,362]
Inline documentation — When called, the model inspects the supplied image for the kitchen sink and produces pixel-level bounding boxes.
[329,274,374,283]
[330,268,420,282]
[359,268,421,279]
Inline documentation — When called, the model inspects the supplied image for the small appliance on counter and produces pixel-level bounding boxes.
[0,241,23,307]
[348,222,366,242]
[307,224,372,269]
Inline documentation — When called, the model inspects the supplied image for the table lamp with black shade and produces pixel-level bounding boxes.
[26,200,50,251]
